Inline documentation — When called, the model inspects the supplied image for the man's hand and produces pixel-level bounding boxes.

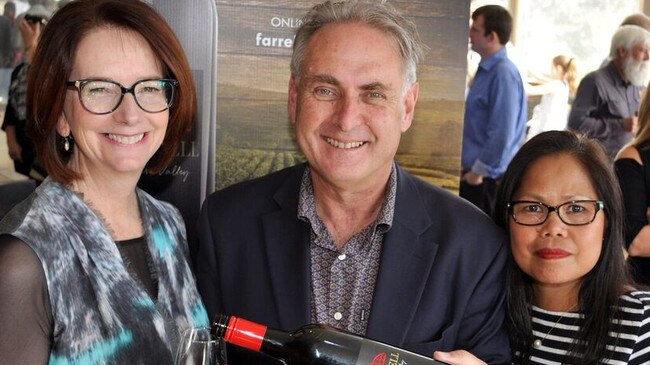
[462,171,484,186]
[433,350,486,365]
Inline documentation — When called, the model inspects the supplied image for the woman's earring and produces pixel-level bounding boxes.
[64,135,72,151]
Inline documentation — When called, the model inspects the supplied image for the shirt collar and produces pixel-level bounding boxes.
[477,47,508,72]
[297,163,397,233]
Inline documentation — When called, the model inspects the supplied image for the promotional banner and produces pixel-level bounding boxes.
[141,0,217,253]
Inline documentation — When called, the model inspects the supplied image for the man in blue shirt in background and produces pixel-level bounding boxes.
[461,5,526,215]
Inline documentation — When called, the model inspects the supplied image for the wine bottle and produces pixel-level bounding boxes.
[212,314,449,365]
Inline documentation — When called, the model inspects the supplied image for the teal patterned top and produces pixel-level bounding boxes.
[0,178,208,364]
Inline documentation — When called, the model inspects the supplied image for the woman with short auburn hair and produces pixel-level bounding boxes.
[0,1,206,364]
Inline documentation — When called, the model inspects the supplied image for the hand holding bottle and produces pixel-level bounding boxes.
[433,350,486,365]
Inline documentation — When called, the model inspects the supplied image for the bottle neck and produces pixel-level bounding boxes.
[212,315,269,352]
[211,314,230,338]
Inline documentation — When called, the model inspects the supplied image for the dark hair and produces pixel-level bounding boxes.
[494,131,630,363]
[291,0,425,90]
[472,5,512,45]
[27,0,195,184]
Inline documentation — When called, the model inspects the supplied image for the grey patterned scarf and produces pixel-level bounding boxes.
[0,178,208,364]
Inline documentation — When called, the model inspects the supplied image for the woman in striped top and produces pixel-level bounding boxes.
[436,131,650,365]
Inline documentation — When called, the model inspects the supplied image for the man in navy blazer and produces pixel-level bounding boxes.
[195,1,510,364]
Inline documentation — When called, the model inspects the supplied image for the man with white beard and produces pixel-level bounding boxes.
[569,25,650,158]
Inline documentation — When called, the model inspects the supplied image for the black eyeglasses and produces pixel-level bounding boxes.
[508,200,605,226]
[66,78,178,115]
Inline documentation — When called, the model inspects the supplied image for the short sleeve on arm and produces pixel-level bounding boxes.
[0,234,52,364]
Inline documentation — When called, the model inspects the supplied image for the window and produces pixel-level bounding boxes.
[517,0,642,79]
[470,0,643,80]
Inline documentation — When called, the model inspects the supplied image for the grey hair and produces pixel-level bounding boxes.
[290,0,426,90]
[610,24,650,58]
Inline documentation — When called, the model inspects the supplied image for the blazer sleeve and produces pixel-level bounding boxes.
[194,197,225,320]
[456,240,510,364]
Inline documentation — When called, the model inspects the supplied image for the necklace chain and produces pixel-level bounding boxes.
[533,303,578,349]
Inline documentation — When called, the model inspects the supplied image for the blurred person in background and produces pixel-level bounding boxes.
[569,25,650,158]
[10,0,56,62]
[1,4,50,180]
[0,0,207,363]
[0,1,16,102]
[615,84,650,284]
[621,13,650,31]
[0,2,16,66]
[599,14,650,69]
[526,55,578,140]
[461,4,527,215]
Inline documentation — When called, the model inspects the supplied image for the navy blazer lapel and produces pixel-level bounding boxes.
[366,165,438,345]
[262,165,312,331]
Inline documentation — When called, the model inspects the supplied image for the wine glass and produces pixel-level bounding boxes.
[175,327,227,365]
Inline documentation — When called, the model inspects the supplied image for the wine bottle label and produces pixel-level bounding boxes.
[356,339,442,365]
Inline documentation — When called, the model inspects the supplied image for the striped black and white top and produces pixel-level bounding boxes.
[512,291,650,364]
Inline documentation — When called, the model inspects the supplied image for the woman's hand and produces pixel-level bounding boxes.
[433,350,487,365]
